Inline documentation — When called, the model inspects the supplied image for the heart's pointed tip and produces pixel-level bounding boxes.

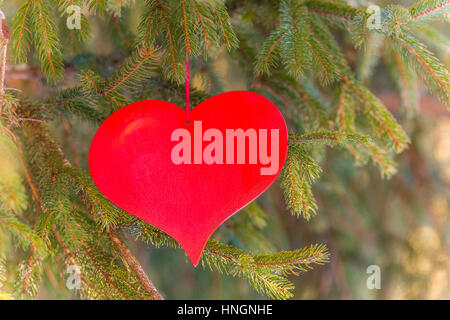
[180,239,208,267]
[186,248,203,267]
[191,260,200,268]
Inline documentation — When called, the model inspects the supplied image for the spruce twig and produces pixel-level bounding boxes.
[107,231,163,300]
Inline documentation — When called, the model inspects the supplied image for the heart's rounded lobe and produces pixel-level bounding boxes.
[89,91,288,266]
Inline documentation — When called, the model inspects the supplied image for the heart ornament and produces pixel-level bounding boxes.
[89,91,288,266]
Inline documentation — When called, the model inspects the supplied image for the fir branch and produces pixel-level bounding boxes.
[52,227,108,300]
[280,143,321,220]
[258,74,329,130]
[398,0,449,25]
[46,45,159,114]
[45,86,105,124]
[308,35,340,85]
[181,0,190,54]
[213,2,239,51]
[391,33,449,106]
[60,210,150,300]
[64,229,131,300]
[193,1,210,50]
[290,129,370,146]
[30,0,64,82]
[107,230,163,300]
[304,0,362,22]
[131,223,328,299]
[14,254,42,299]
[140,2,159,45]
[202,240,329,300]
[387,44,420,115]
[86,0,108,13]
[224,203,273,252]
[160,6,177,75]
[255,29,287,75]
[20,249,38,297]
[0,259,13,299]
[255,1,343,84]
[343,78,411,152]
[308,15,351,75]
[279,2,312,79]
[252,244,329,275]
[10,104,163,299]
[361,143,397,178]
[277,74,330,127]
[11,0,32,64]
[0,212,45,256]
[104,46,159,96]
[59,166,163,299]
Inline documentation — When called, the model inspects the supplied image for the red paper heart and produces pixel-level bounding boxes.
[89,91,288,265]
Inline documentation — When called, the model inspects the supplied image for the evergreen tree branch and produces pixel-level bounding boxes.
[290,130,369,146]
[31,0,64,82]
[6,103,163,299]
[62,168,163,299]
[11,0,32,64]
[304,0,362,22]
[104,46,159,96]
[193,2,210,50]
[181,0,190,54]
[132,222,328,299]
[343,77,410,152]
[280,143,321,220]
[52,227,108,299]
[391,33,449,106]
[160,6,177,75]
[202,240,329,299]
[397,0,449,25]
[107,230,164,300]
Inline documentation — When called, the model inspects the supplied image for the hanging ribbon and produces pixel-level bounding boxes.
[185,53,190,124]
